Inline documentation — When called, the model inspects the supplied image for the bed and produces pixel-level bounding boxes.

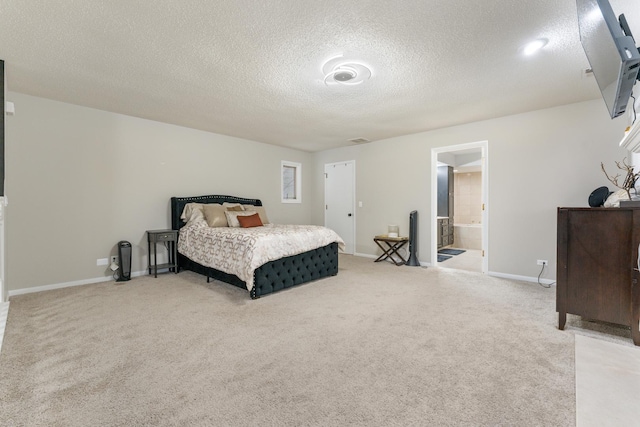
[170,194,342,298]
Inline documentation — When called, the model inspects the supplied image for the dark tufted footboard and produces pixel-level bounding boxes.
[178,243,338,298]
[251,242,338,298]
[171,195,340,299]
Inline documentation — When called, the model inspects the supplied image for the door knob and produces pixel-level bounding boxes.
[348,213,352,217]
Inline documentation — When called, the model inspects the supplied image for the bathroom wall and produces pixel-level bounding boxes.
[453,172,482,224]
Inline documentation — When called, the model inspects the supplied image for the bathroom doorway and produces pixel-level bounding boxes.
[430,141,488,273]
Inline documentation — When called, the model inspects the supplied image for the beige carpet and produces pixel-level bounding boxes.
[0,255,576,426]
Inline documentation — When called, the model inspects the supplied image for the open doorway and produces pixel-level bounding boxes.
[431,141,488,273]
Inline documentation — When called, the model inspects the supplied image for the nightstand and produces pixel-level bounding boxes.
[147,229,178,278]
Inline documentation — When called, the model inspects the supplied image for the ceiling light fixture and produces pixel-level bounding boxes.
[322,55,372,86]
[523,38,548,56]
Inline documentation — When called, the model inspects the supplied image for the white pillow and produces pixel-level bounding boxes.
[181,203,204,221]
[182,204,205,227]
[225,211,258,227]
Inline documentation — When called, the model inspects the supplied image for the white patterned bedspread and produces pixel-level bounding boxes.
[178,218,345,291]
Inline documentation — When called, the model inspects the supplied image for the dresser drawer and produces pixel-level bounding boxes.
[148,230,177,242]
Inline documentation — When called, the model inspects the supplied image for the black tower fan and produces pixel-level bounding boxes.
[406,210,420,266]
[117,240,132,281]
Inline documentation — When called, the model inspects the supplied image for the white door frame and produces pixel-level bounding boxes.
[0,197,5,302]
[324,160,356,254]
[430,141,489,273]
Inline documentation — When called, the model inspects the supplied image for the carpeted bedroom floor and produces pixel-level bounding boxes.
[0,255,635,426]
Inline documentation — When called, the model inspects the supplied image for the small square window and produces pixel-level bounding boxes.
[281,161,301,203]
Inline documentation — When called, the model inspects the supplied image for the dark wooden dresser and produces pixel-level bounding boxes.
[557,207,640,345]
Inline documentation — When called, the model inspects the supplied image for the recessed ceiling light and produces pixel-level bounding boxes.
[523,38,548,56]
[322,55,372,86]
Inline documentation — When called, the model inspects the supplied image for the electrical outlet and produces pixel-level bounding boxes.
[111,256,118,265]
[537,259,548,266]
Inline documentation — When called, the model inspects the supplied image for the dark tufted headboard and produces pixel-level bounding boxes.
[170,195,263,231]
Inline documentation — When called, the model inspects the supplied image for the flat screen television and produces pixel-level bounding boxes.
[576,0,640,119]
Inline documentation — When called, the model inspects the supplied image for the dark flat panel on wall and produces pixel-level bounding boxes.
[437,166,448,217]
[437,165,453,218]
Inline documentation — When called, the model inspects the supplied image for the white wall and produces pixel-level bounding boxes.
[5,93,631,291]
[5,92,313,292]
[454,172,482,225]
[311,99,629,280]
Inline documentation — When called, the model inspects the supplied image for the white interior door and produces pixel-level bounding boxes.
[325,161,355,254]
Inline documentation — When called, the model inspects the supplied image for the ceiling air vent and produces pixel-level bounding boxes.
[348,137,371,144]
[582,68,594,78]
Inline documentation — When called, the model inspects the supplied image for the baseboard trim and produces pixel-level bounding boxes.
[7,264,554,297]
[353,252,431,267]
[8,270,147,297]
[354,252,377,260]
[354,252,552,282]
[488,271,555,286]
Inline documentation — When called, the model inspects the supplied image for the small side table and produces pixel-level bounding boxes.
[147,229,178,277]
[374,235,409,266]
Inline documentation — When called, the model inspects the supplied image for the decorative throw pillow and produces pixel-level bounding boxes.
[224,211,257,228]
[203,203,228,227]
[223,202,245,211]
[242,205,270,224]
[237,213,263,228]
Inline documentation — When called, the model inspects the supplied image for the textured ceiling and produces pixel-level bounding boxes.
[1,0,639,152]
